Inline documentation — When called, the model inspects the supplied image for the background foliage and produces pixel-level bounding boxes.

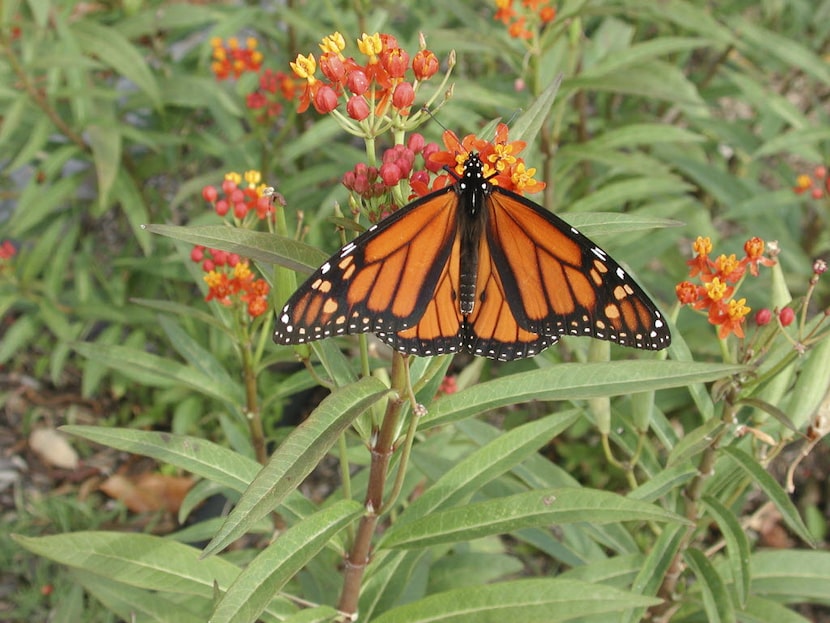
[2,0,830,622]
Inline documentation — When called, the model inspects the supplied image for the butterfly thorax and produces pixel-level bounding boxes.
[456,153,491,315]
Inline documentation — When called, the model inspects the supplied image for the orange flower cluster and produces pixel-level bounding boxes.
[494,0,557,39]
[411,123,546,197]
[210,37,263,80]
[246,69,298,123]
[202,171,274,222]
[676,236,776,339]
[195,250,270,318]
[289,31,441,117]
[793,165,829,199]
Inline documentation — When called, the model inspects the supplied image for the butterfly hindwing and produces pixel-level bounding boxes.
[464,231,557,360]
[485,187,670,350]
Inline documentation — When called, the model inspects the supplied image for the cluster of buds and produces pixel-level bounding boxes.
[676,236,777,339]
[290,31,448,132]
[342,135,442,222]
[210,37,263,80]
[202,171,275,223]
[494,0,557,40]
[793,165,829,200]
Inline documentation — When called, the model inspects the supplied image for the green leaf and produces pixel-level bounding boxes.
[628,462,699,502]
[70,20,162,109]
[70,341,245,407]
[113,170,152,255]
[620,522,686,623]
[157,316,241,396]
[750,550,830,602]
[425,361,745,429]
[566,61,705,108]
[371,578,660,623]
[731,17,830,85]
[13,532,239,597]
[738,595,813,623]
[380,488,686,549]
[211,500,362,623]
[720,446,814,546]
[62,426,259,493]
[685,547,735,623]
[144,224,327,274]
[398,411,581,523]
[510,74,562,146]
[87,123,121,210]
[667,417,724,467]
[701,495,750,608]
[567,213,682,237]
[203,377,389,556]
[568,176,692,213]
[75,572,207,623]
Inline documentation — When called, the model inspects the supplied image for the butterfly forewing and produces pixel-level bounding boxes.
[273,186,459,345]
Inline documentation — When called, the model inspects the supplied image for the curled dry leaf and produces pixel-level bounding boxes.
[100,472,194,514]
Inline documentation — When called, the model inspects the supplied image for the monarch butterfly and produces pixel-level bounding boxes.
[274,151,671,361]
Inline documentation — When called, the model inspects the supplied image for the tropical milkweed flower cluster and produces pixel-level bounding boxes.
[202,171,275,223]
[412,122,546,197]
[494,0,557,40]
[196,170,273,318]
[676,236,777,339]
[342,124,545,224]
[342,134,440,222]
[210,37,263,80]
[289,31,447,128]
[246,69,299,124]
[793,165,829,200]
[191,248,270,318]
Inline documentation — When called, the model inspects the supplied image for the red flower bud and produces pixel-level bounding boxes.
[380,162,402,187]
[346,95,370,121]
[202,185,218,202]
[347,70,369,95]
[191,246,205,262]
[320,52,346,83]
[215,199,229,217]
[392,82,415,110]
[754,308,772,326]
[408,133,425,154]
[313,85,338,114]
[779,307,795,327]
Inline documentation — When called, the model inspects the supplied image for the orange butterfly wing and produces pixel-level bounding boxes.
[481,187,670,350]
[463,232,556,360]
[274,190,462,349]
